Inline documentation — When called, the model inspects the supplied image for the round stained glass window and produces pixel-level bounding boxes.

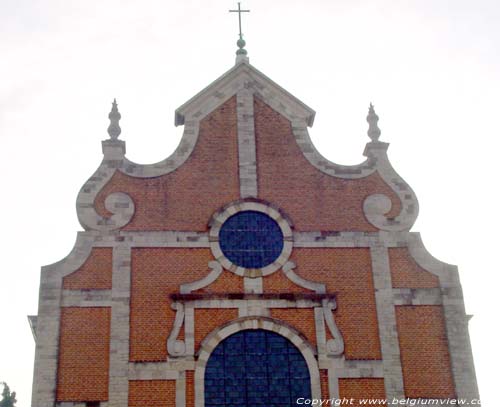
[219,211,284,269]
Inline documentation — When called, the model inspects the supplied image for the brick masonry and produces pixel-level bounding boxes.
[291,248,382,360]
[128,380,176,407]
[389,248,439,289]
[395,306,455,398]
[339,378,387,406]
[94,97,240,231]
[62,248,113,290]
[31,60,479,407]
[57,307,111,401]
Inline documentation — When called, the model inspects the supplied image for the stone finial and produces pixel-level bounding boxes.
[367,103,381,141]
[107,99,122,140]
[236,38,248,56]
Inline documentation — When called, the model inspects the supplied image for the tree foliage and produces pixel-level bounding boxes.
[0,382,17,407]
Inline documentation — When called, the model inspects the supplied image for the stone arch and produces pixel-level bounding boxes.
[195,316,321,406]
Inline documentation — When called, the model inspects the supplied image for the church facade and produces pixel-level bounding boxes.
[31,57,479,406]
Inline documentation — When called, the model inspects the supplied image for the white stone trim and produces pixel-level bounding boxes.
[406,234,479,402]
[171,297,325,310]
[236,87,258,198]
[209,200,293,277]
[322,299,344,355]
[76,61,418,234]
[32,226,478,405]
[107,244,132,407]
[194,317,321,407]
[31,233,97,407]
[283,261,326,293]
[175,371,186,407]
[243,276,263,293]
[176,62,315,128]
[406,233,459,286]
[128,363,180,380]
[370,245,406,401]
[361,142,419,232]
[392,288,442,305]
[180,261,223,294]
[293,231,407,247]
[61,289,112,307]
[167,302,186,357]
[121,231,209,246]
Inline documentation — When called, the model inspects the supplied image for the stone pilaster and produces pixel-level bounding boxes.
[31,268,62,407]
[442,286,480,403]
[370,245,405,404]
[107,244,131,407]
[236,87,258,198]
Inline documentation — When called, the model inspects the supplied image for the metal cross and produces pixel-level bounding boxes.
[229,2,250,39]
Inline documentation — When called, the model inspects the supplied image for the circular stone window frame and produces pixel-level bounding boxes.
[209,201,293,277]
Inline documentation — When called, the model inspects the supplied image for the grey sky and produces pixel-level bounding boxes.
[0,0,498,405]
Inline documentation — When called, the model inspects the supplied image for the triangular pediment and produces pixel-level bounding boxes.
[175,60,315,127]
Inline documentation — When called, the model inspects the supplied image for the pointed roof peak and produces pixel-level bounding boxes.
[175,62,315,127]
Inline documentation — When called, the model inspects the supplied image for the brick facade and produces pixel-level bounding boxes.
[130,248,214,362]
[395,306,455,398]
[31,58,478,407]
[128,380,176,407]
[56,307,111,401]
[254,98,402,232]
[389,248,439,288]
[291,248,382,360]
[62,248,113,290]
[95,96,240,231]
[338,379,387,406]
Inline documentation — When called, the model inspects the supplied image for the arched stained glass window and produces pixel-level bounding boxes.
[204,330,311,407]
[219,211,284,269]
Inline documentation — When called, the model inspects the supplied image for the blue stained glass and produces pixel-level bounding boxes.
[205,330,311,406]
[219,211,284,268]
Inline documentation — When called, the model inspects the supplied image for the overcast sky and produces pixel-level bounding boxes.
[0,0,498,405]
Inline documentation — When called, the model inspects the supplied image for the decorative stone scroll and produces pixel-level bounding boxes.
[167,302,186,357]
[166,289,345,361]
[322,298,344,355]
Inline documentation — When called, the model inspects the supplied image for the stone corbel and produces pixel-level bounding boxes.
[322,298,344,355]
[167,302,186,357]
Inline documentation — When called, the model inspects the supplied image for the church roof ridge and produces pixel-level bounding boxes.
[174,60,316,127]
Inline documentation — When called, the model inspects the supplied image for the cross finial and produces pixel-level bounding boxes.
[229,2,250,63]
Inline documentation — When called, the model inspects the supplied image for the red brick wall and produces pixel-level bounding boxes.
[57,307,111,401]
[95,96,239,231]
[339,378,387,406]
[389,248,439,288]
[270,308,316,345]
[263,269,309,293]
[128,380,176,407]
[395,305,455,398]
[130,248,215,361]
[62,248,113,290]
[291,248,381,360]
[194,309,239,351]
[195,270,243,294]
[254,97,401,232]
